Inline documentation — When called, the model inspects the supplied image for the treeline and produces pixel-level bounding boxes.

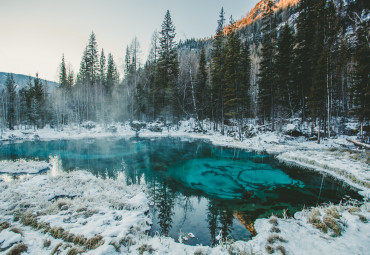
[0,0,369,142]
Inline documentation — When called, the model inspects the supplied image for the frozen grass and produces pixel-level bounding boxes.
[5,243,27,255]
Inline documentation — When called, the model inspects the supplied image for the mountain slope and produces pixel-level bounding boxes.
[0,72,59,92]
[224,0,300,33]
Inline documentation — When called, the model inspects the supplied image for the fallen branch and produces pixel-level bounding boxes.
[346,139,370,150]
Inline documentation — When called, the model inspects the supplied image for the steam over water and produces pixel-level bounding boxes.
[0,137,361,245]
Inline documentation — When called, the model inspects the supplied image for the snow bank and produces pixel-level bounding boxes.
[0,159,51,175]
[0,169,150,254]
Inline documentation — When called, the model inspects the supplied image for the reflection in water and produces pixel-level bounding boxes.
[0,137,362,245]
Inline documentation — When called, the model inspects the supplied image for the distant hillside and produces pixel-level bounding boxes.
[224,0,300,34]
[0,72,59,92]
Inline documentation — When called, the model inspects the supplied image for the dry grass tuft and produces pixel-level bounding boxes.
[323,215,341,236]
[85,235,104,250]
[194,248,206,255]
[50,242,63,255]
[9,227,23,236]
[326,206,340,219]
[270,226,281,233]
[265,244,274,254]
[276,245,286,255]
[21,212,37,228]
[347,206,361,214]
[73,235,87,246]
[358,214,367,223]
[268,216,278,226]
[66,246,85,255]
[36,221,50,233]
[267,234,286,244]
[43,239,51,248]
[50,227,65,239]
[5,243,28,255]
[0,221,11,231]
[120,235,136,247]
[137,244,155,255]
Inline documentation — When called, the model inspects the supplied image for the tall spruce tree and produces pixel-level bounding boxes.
[5,73,16,129]
[258,0,277,130]
[239,40,251,119]
[99,49,106,85]
[59,54,68,89]
[86,32,100,84]
[106,53,119,97]
[275,23,295,117]
[294,0,316,121]
[156,10,179,121]
[196,45,208,120]
[224,18,242,126]
[211,7,226,134]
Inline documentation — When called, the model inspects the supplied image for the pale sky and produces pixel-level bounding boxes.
[0,0,259,82]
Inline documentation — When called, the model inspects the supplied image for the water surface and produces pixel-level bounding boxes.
[0,137,361,245]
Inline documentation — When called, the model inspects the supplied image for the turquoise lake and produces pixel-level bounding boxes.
[0,137,361,245]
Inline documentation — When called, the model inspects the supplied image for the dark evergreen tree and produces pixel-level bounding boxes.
[211,7,226,133]
[106,53,119,97]
[86,31,100,84]
[195,45,208,120]
[294,0,316,121]
[99,49,106,85]
[258,0,277,130]
[224,18,242,125]
[239,40,251,119]
[275,23,296,117]
[5,73,16,129]
[156,10,179,121]
[59,54,68,89]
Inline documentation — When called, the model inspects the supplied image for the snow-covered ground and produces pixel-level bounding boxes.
[0,159,51,175]
[0,120,369,254]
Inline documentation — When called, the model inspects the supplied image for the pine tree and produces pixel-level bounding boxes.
[258,0,277,130]
[224,17,242,122]
[294,0,316,121]
[106,53,119,97]
[59,54,68,89]
[32,73,45,128]
[275,23,295,117]
[239,40,251,119]
[99,49,106,85]
[77,46,88,83]
[86,32,100,84]
[196,45,208,120]
[156,10,179,120]
[124,46,132,76]
[5,73,16,129]
[211,7,226,133]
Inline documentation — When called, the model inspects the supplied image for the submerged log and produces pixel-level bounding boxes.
[346,139,370,150]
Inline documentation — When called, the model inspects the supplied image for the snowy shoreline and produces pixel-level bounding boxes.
[0,121,369,254]
[1,120,369,196]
